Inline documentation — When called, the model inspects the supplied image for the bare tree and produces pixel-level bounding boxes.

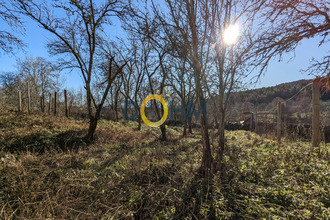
[254,0,330,82]
[66,86,86,118]
[151,0,266,175]
[120,39,146,130]
[0,0,24,54]
[152,0,214,175]
[0,56,60,108]
[113,79,123,122]
[0,71,19,105]
[122,6,170,140]
[16,0,127,141]
[17,56,60,104]
[146,44,168,141]
[168,58,195,136]
[204,0,264,169]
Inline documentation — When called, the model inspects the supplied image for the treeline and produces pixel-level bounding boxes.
[0,56,86,112]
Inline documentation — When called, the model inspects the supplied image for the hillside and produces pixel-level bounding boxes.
[233,79,330,106]
[0,105,329,219]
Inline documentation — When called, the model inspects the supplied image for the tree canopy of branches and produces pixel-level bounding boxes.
[254,0,330,83]
[121,3,171,141]
[119,39,148,131]
[0,0,24,54]
[140,0,265,176]
[0,71,19,105]
[16,0,128,141]
[17,56,60,98]
[0,56,60,107]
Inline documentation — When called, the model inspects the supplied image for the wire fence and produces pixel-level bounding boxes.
[226,81,330,144]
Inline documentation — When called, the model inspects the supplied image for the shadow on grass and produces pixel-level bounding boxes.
[5,130,88,154]
[102,136,217,219]
[96,143,137,172]
[96,137,173,173]
[126,175,217,219]
[173,177,216,219]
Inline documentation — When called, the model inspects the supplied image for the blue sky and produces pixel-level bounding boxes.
[0,12,328,90]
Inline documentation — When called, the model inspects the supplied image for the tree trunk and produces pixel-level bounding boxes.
[213,74,226,170]
[137,115,142,131]
[159,102,167,141]
[84,58,124,142]
[115,87,120,122]
[18,91,22,112]
[135,97,142,131]
[86,103,103,142]
[160,124,167,141]
[188,120,193,134]
[199,118,213,176]
[53,91,57,116]
[86,115,98,142]
[64,90,68,117]
[85,84,96,142]
[215,113,225,171]
[48,93,52,115]
[183,103,188,136]
[183,120,187,137]
[187,0,212,176]
[27,82,30,113]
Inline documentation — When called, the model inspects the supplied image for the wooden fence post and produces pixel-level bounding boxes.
[18,91,22,112]
[42,94,45,112]
[312,80,320,148]
[277,102,282,143]
[281,102,286,138]
[255,109,258,133]
[64,89,68,117]
[48,93,52,115]
[250,112,253,131]
[69,97,74,117]
[40,96,43,112]
[27,82,30,113]
[54,91,57,116]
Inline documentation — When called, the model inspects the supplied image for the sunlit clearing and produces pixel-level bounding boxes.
[223,24,239,45]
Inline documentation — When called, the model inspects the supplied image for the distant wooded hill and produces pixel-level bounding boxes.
[233,79,330,106]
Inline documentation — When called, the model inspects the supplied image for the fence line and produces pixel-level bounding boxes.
[228,80,328,146]
[16,90,72,117]
[13,79,328,147]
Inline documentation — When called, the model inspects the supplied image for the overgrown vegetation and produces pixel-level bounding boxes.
[0,106,329,219]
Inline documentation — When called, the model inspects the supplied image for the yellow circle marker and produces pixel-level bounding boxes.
[140,94,168,127]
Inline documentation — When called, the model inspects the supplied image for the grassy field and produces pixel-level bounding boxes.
[0,105,329,219]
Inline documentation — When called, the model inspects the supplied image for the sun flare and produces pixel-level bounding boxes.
[223,24,240,45]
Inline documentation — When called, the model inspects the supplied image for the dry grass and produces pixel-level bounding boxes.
[0,105,329,219]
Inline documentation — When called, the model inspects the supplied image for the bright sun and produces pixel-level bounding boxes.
[223,24,240,45]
